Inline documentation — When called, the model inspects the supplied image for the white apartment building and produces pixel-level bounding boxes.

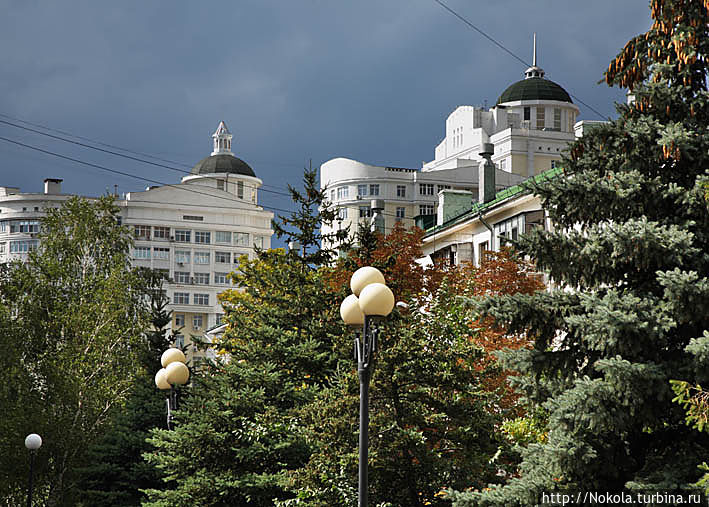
[321,39,594,245]
[0,121,273,364]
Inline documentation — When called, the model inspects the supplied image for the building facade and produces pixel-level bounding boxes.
[321,39,590,246]
[0,121,273,364]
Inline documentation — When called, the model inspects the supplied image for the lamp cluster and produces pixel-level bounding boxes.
[340,266,395,324]
[155,348,190,390]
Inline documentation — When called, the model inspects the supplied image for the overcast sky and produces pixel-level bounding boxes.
[0,0,651,219]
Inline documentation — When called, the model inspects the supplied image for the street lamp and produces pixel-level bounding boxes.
[24,433,41,507]
[154,348,190,430]
[340,266,395,507]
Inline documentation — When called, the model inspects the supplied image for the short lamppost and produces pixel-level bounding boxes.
[24,433,42,507]
[154,348,190,430]
[340,266,395,507]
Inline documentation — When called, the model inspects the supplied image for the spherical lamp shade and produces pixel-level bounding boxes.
[25,434,42,450]
[358,282,395,316]
[340,294,365,325]
[155,368,171,390]
[161,348,186,368]
[165,361,190,385]
[350,266,385,296]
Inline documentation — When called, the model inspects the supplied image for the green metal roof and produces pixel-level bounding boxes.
[423,166,564,237]
[497,77,572,105]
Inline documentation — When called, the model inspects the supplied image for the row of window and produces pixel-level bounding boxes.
[133,247,248,265]
[6,239,39,253]
[133,225,258,247]
[175,313,206,330]
[330,183,451,201]
[0,220,40,234]
[172,271,231,285]
[521,107,571,131]
[336,204,435,221]
[172,292,210,305]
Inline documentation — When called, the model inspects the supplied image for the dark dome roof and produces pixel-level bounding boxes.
[191,154,255,177]
[497,77,573,105]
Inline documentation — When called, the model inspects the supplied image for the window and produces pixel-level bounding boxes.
[0,222,5,232]
[500,159,507,171]
[217,179,225,190]
[359,206,372,218]
[369,184,379,196]
[396,185,406,198]
[175,314,185,327]
[419,204,435,215]
[357,184,367,197]
[216,313,224,325]
[253,236,264,249]
[554,108,561,131]
[194,293,209,305]
[234,232,249,247]
[237,181,244,199]
[173,292,189,304]
[437,184,450,193]
[195,231,211,244]
[194,251,210,264]
[214,272,229,284]
[337,186,349,199]
[551,160,559,169]
[154,226,170,239]
[153,247,170,260]
[9,240,38,253]
[536,107,545,130]
[10,220,39,233]
[194,272,210,285]
[337,208,348,220]
[174,271,190,284]
[134,225,150,239]
[193,315,203,330]
[419,183,434,195]
[396,207,405,221]
[183,215,203,221]
[494,214,525,249]
[175,334,185,349]
[175,250,191,264]
[478,241,490,263]
[0,242,4,253]
[175,230,191,243]
[523,106,530,121]
[330,189,336,202]
[215,231,231,244]
[133,246,151,259]
[215,251,230,263]
[154,268,169,280]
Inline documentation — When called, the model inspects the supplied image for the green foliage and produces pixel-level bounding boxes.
[74,275,174,506]
[451,1,709,504]
[143,168,346,505]
[0,196,154,505]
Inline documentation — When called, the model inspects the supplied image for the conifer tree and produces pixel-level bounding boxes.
[142,167,348,506]
[450,1,709,504]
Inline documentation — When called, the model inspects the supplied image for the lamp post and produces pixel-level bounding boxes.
[340,266,395,507]
[154,348,190,430]
[24,433,41,507]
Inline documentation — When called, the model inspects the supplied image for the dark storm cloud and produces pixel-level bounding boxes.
[0,0,651,202]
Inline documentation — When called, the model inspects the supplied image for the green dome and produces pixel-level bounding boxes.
[497,77,572,105]
[190,154,255,177]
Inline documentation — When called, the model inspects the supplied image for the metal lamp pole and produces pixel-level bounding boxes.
[341,267,394,507]
[24,434,42,507]
[155,348,190,429]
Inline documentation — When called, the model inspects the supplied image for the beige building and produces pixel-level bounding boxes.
[0,121,273,365]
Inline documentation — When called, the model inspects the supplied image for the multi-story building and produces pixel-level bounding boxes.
[0,121,273,364]
[321,40,596,246]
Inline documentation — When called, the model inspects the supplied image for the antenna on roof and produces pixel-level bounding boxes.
[533,32,537,67]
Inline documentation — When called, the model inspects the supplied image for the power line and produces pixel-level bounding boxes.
[0,112,295,194]
[430,0,609,120]
[0,134,298,216]
[0,117,294,198]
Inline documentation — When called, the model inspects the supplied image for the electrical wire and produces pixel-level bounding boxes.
[430,0,609,120]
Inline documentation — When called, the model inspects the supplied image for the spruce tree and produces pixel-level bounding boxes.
[450,1,709,504]
[142,167,348,506]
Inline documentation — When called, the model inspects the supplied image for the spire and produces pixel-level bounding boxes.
[211,120,234,156]
[524,33,545,79]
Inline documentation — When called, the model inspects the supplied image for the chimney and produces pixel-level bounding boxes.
[44,178,63,195]
[478,143,496,203]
